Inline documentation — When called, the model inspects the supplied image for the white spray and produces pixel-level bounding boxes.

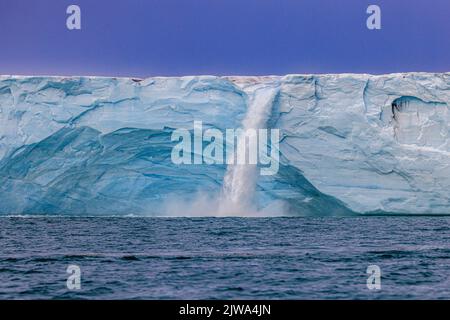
[219,82,279,215]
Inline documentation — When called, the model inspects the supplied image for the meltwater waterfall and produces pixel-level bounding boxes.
[220,81,279,215]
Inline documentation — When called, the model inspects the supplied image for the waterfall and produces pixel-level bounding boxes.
[219,83,279,215]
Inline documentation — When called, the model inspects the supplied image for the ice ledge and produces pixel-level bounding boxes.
[0,72,450,215]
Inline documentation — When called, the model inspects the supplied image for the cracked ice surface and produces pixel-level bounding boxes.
[0,73,449,215]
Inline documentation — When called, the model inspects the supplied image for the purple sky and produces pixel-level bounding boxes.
[0,0,448,77]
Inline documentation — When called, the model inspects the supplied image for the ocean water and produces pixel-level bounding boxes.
[0,216,449,300]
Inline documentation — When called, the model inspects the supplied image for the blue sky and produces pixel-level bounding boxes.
[0,0,448,77]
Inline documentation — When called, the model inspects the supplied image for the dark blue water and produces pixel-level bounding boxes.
[1,217,450,299]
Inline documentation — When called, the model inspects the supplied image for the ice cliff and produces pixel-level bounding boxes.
[0,73,449,215]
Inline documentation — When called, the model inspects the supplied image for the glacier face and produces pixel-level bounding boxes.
[0,73,449,215]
